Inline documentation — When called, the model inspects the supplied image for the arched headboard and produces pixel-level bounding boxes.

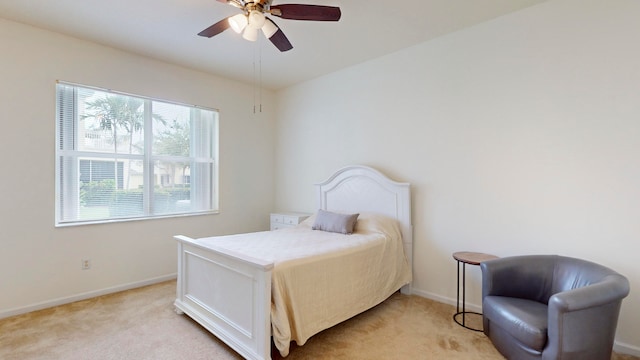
[315,165,413,293]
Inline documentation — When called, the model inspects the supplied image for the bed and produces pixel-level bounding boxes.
[174,165,413,360]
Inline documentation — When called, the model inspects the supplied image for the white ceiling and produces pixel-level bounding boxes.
[0,0,546,90]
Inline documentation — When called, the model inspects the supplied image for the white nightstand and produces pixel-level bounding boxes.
[270,212,311,230]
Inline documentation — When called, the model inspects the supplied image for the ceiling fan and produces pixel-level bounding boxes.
[198,0,341,52]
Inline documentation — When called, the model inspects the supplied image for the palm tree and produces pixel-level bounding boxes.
[83,94,144,189]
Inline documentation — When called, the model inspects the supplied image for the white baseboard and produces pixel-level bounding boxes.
[411,288,482,313]
[0,274,177,320]
[410,288,640,357]
[614,341,640,357]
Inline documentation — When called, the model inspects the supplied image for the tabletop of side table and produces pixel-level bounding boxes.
[453,251,498,265]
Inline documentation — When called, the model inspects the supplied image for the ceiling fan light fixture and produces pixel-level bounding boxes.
[242,26,259,41]
[228,13,248,33]
[261,18,278,39]
[247,10,266,29]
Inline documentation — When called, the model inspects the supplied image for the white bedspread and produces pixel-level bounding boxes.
[194,213,412,357]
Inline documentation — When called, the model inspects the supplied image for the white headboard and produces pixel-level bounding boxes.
[315,165,413,293]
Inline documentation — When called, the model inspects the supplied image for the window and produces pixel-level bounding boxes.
[55,82,219,226]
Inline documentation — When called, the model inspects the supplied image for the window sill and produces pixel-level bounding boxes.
[55,210,220,227]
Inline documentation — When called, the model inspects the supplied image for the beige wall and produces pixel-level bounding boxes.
[0,18,275,315]
[275,0,640,354]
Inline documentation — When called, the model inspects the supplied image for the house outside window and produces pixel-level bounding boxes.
[55,82,219,226]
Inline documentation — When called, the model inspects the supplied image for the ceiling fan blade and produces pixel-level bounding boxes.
[198,18,230,38]
[265,19,293,52]
[270,4,341,21]
[269,29,293,52]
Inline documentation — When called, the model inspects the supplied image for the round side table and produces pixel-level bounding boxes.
[452,251,498,331]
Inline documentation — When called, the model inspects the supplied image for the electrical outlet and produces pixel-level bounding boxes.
[81,259,91,270]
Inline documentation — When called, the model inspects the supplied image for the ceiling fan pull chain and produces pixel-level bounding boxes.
[259,37,263,113]
[251,36,263,114]
[253,42,257,114]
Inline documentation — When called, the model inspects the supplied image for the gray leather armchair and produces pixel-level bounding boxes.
[481,255,629,360]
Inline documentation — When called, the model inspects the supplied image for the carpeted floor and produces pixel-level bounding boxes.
[0,281,637,360]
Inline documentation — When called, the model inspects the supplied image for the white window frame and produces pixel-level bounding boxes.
[55,81,219,226]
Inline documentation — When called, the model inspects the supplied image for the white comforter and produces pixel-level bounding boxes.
[195,213,412,357]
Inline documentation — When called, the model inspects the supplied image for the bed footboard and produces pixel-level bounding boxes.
[174,235,274,360]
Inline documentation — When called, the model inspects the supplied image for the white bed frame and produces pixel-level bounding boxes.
[174,165,412,360]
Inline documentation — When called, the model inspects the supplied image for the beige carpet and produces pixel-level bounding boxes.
[0,281,636,360]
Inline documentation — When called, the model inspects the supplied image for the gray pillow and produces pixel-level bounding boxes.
[312,209,359,235]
